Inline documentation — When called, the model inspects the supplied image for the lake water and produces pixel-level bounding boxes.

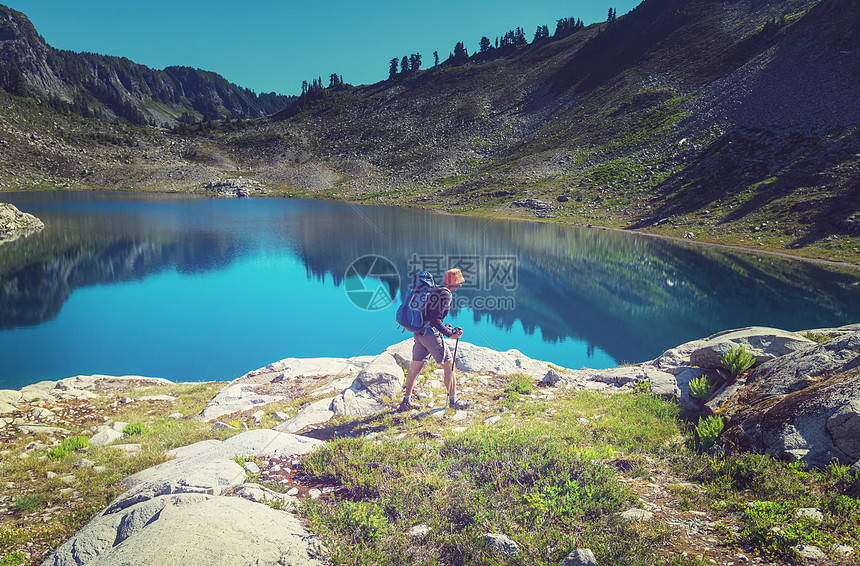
[1,191,859,390]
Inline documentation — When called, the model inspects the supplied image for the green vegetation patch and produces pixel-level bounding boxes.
[298,389,692,565]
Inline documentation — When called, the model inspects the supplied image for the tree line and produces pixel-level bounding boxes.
[386,11,607,77]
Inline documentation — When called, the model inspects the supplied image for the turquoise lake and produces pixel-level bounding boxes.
[1,191,859,390]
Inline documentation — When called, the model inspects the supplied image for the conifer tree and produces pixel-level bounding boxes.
[409,53,422,71]
[433,51,439,66]
[401,55,409,74]
[479,36,491,52]
[389,58,399,79]
[453,41,468,62]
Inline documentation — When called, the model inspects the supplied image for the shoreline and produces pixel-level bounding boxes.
[4,185,859,270]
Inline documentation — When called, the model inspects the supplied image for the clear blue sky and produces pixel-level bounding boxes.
[7,0,640,96]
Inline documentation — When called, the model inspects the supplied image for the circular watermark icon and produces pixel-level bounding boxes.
[344,255,400,311]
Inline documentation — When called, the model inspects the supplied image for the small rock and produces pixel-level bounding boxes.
[834,544,854,557]
[46,472,57,480]
[252,410,265,424]
[484,533,518,557]
[560,548,598,566]
[93,466,107,474]
[483,415,503,425]
[542,368,565,386]
[90,427,123,446]
[308,488,322,499]
[408,524,432,538]
[794,545,827,561]
[273,412,290,421]
[243,461,261,475]
[32,407,55,421]
[168,413,184,420]
[73,458,95,469]
[212,422,238,431]
[287,487,299,496]
[794,507,824,523]
[620,508,653,521]
[110,443,141,453]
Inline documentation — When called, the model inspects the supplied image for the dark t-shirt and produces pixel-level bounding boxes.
[423,286,453,337]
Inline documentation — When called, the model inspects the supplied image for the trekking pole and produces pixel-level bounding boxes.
[450,333,460,399]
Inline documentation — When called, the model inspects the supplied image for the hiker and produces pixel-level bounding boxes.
[398,268,470,411]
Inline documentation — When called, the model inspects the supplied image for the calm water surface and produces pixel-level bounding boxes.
[1,191,858,389]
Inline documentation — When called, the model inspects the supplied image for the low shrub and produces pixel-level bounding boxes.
[730,500,835,561]
[718,346,755,380]
[11,493,50,513]
[689,375,717,401]
[122,422,150,436]
[505,374,534,395]
[694,415,723,452]
[0,551,26,566]
[802,331,831,344]
[47,435,89,461]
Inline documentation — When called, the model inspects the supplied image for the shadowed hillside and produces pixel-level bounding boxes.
[0,4,294,125]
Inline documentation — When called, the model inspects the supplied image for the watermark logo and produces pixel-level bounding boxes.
[344,255,400,311]
[407,253,518,311]
[406,253,518,291]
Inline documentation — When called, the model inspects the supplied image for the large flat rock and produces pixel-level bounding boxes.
[42,494,326,566]
[199,356,372,422]
[654,327,815,371]
[385,338,567,378]
[42,430,328,566]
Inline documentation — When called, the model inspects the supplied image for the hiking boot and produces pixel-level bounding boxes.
[397,398,421,412]
[448,398,471,410]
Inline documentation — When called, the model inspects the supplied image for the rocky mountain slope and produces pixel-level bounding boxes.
[0,4,294,125]
[0,0,857,265]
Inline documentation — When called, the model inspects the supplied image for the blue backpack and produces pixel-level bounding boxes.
[396,271,436,332]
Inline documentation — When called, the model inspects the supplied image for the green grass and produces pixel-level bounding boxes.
[677,451,860,562]
[297,389,696,565]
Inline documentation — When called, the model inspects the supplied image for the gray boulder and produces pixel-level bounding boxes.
[273,398,335,434]
[652,327,815,372]
[385,339,568,379]
[0,389,24,414]
[356,353,404,399]
[42,430,327,566]
[330,388,387,417]
[0,203,44,245]
[484,533,519,557]
[560,548,599,566]
[714,332,860,467]
[687,327,814,370]
[674,367,705,412]
[42,494,326,566]
[199,356,370,422]
[89,426,123,447]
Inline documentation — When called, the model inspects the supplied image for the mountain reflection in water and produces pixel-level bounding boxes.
[1,191,858,387]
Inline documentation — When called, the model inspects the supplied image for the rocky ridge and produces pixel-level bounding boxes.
[1,325,859,564]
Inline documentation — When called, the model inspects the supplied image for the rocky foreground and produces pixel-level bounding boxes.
[1,325,859,565]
